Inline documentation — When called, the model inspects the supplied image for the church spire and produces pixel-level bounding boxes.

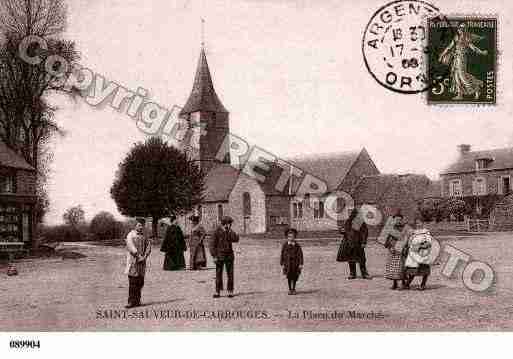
[179,42,228,117]
[201,18,205,49]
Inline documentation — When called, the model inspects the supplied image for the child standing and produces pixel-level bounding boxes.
[404,218,433,291]
[280,228,303,295]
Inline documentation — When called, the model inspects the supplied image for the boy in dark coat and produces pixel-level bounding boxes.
[280,228,304,295]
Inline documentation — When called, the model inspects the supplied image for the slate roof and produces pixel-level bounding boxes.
[179,48,228,116]
[355,174,441,202]
[351,174,420,221]
[352,174,404,204]
[201,150,364,201]
[441,147,513,174]
[286,150,361,192]
[202,163,240,202]
[0,140,35,171]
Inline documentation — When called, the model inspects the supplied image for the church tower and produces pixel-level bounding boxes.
[179,47,230,174]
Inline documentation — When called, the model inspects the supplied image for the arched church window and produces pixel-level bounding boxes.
[243,192,251,216]
[217,204,223,222]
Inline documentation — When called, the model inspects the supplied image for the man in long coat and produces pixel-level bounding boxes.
[160,216,187,271]
[337,208,371,279]
[125,218,152,308]
[209,216,240,298]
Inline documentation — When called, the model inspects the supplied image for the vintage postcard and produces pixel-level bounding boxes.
[1,0,512,351]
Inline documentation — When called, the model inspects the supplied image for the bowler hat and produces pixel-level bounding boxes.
[284,227,298,238]
[221,216,234,225]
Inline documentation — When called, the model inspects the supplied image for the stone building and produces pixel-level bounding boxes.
[288,150,380,232]
[176,46,423,235]
[0,140,37,248]
[440,144,513,217]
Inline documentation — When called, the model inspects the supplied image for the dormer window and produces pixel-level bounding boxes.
[475,158,492,170]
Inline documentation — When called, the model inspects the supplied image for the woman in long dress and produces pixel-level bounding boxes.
[188,215,207,270]
[160,216,187,271]
[438,23,488,100]
[384,212,407,290]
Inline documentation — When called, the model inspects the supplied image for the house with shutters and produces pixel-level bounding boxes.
[440,144,513,216]
[0,140,37,247]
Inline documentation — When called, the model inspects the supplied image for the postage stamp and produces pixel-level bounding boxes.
[362,0,450,94]
[427,17,497,104]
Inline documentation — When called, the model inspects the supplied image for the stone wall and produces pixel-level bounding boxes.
[290,195,338,232]
[229,174,266,234]
[490,194,513,231]
[441,169,513,197]
[265,195,290,231]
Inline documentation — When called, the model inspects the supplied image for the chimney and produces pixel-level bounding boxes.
[458,144,471,156]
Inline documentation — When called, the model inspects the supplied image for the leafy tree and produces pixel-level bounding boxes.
[63,205,85,228]
[439,198,469,221]
[90,211,119,241]
[418,198,443,222]
[111,137,205,238]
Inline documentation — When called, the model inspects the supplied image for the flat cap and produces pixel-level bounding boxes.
[221,216,234,225]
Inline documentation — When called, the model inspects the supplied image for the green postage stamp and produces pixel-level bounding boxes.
[428,17,497,104]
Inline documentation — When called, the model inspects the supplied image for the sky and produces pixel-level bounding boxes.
[44,0,513,224]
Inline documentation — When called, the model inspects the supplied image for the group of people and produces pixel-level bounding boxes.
[124,215,240,308]
[337,208,434,291]
[123,208,434,308]
[383,212,433,291]
[159,215,207,271]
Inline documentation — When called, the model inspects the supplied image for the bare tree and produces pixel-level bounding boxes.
[0,0,67,39]
[0,0,80,224]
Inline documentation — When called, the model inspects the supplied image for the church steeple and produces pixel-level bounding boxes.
[179,48,228,117]
[179,43,231,174]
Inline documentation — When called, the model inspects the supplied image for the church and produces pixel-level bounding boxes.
[175,47,419,235]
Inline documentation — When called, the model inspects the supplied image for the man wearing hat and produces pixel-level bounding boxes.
[209,215,240,298]
[124,217,152,308]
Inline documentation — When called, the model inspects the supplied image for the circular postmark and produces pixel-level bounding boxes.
[362,0,449,93]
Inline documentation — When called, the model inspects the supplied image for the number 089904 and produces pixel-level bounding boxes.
[9,339,41,349]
